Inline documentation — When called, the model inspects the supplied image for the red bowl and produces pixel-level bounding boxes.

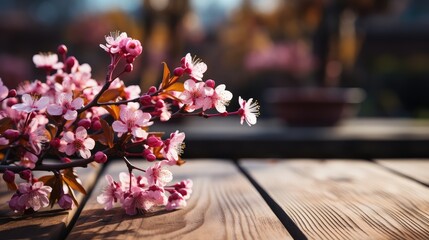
[264,87,365,126]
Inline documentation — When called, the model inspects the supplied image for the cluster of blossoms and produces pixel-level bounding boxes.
[0,31,259,215]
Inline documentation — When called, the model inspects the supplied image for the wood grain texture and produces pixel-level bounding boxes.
[0,164,101,240]
[240,159,429,240]
[376,159,429,185]
[67,159,291,240]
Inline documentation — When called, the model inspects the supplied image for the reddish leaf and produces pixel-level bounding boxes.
[6,181,17,191]
[164,82,184,92]
[62,168,87,195]
[41,175,63,208]
[103,105,120,120]
[160,62,171,89]
[65,183,79,207]
[99,118,114,148]
[98,88,121,103]
[46,124,58,140]
[0,117,13,133]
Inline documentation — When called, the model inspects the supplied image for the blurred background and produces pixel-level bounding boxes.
[2,0,429,124]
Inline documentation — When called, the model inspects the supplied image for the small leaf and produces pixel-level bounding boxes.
[100,118,114,148]
[0,117,13,133]
[62,168,87,195]
[44,176,63,208]
[103,105,120,120]
[164,82,184,92]
[160,62,171,89]
[46,124,58,140]
[66,184,79,207]
[6,182,17,191]
[98,88,121,103]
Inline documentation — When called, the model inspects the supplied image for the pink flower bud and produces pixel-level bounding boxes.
[6,98,18,107]
[4,129,20,140]
[66,56,77,70]
[205,79,215,88]
[19,170,32,181]
[57,44,68,55]
[78,118,92,129]
[58,194,73,210]
[155,100,164,109]
[139,94,152,106]
[124,64,133,72]
[143,149,156,162]
[147,136,163,147]
[173,67,185,76]
[94,151,108,164]
[147,86,157,94]
[91,120,102,131]
[126,39,143,57]
[62,157,72,163]
[50,138,61,148]
[8,89,17,98]
[3,170,15,183]
[126,55,135,63]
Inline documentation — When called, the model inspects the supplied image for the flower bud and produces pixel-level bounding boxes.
[124,64,133,73]
[19,170,32,181]
[147,86,157,95]
[7,89,17,98]
[57,44,68,55]
[139,94,152,106]
[143,149,156,162]
[205,79,215,88]
[4,129,20,140]
[3,170,15,183]
[78,118,92,129]
[147,136,163,147]
[173,67,185,76]
[50,138,61,148]
[62,157,71,163]
[58,194,73,210]
[6,98,18,107]
[91,120,102,131]
[126,39,143,57]
[94,151,108,164]
[126,55,135,63]
[65,56,77,70]
[155,100,164,109]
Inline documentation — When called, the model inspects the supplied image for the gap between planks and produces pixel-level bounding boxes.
[240,159,429,240]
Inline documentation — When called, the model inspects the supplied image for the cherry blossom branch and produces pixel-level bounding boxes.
[0,158,95,173]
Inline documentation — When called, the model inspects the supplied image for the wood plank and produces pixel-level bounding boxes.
[0,164,101,240]
[240,159,429,240]
[67,159,292,239]
[377,159,429,185]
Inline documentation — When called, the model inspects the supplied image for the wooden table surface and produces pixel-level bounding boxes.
[1,158,429,240]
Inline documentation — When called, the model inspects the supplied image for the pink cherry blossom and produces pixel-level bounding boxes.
[33,52,63,70]
[180,80,213,112]
[165,191,187,211]
[210,84,233,113]
[239,96,260,126]
[182,53,207,81]
[0,78,9,99]
[59,126,95,159]
[47,92,84,120]
[100,31,128,54]
[146,161,173,187]
[19,150,38,169]
[112,104,153,138]
[12,94,49,113]
[9,193,25,213]
[0,137,8,146]
[16,181,52,211]
[161,130,185,164]
[97,175,123,210]
[173,179,193,200]
[122,187,145,215]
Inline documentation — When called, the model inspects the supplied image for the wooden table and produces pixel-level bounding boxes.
[1,158,429,239]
